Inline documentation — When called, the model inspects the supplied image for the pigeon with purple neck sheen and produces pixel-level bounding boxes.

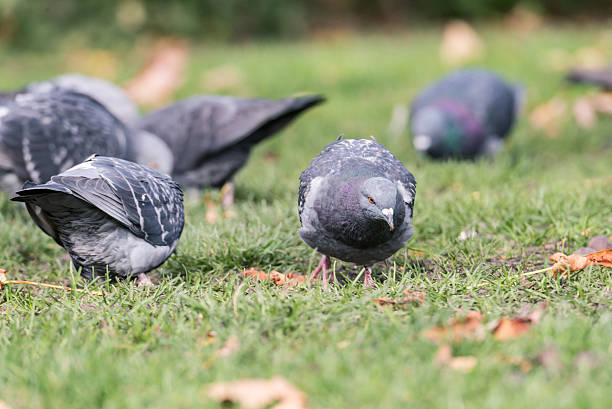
[298,136,416,287]
[410,68,523,159]
[11,155,184,281]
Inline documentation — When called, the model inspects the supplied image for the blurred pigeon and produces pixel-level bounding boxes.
[12,155,184,281]
[25,73,140,124]
[298,136,416,287]
[136,94,325,199]
[410,68,523,159]
[0,88,173,196]
[566,66,612,90]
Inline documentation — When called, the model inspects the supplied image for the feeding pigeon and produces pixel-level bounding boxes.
[298,136,416,287]
[0,88,173,196]
[12,155,184,281]
[24,73,140,124]
[410,68,523,159]
[136,94,325,200]
[566,66,612,90]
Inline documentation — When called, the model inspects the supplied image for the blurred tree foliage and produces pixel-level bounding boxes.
[0,0,610,48]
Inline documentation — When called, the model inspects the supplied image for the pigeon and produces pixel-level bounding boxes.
[410,68,523,159]
[136,94,325,199]
[24,73,140,124]
[0,88,173,196]
[298,136,416,287]
[566,66,612,90]
[11,155,184,281]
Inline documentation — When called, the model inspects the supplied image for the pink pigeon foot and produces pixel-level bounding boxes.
[310,255,333,287]
[363,266,376,287]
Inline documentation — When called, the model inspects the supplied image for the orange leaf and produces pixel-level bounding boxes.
[440,20,484,65]
[423,310,484,343]
[373,290,425,310]
[585,248,612,267]
[242,269,306,287]
[207,376,306,409]
[242,269,268,280]
[492,318,533,340]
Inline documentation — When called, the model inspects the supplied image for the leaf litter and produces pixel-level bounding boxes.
[242,269,306,288]
[207,376,307,409]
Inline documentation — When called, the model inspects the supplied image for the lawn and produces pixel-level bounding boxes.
[1,25,612,409]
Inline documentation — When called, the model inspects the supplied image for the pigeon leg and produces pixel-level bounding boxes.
[220,181,235,208]
[136,273,154,287]
[310,254,332,281]
[363,266,376,287]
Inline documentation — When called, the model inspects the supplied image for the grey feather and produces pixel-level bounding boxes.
[25,73,140,124]
[11,156,184,280]
[298,138,416,266]
[410,68,520,159]
[137,94,325,188]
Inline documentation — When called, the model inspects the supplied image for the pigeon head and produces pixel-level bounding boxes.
[411,103,485,159]
[358,177,399,231]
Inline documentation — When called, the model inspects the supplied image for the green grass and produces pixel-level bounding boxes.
[2,25,612,409]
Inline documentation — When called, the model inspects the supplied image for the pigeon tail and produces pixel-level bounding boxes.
[241,94,325,147]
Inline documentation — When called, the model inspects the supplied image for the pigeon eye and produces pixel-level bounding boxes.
[368,196,376,205]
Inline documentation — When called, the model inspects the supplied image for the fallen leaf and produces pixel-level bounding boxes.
[124,38,188,107]
[549,252,590,276]
[440,20,484,65]
[423,310,484,343]
[584,248,612,268]
[434,344,478,372]
[204,193,220,224]
[492,318,533,341]
[242,270,306,287]
[492,304,544,341]
[573,97,597,129]
[207,376,306,409]
[217,336,240,357]
[373,290,425,310]
[529,97,568,138]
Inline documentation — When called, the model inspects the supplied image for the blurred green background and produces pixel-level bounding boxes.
[1,0,611,49]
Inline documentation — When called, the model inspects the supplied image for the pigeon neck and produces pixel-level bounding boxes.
[432,99,485,138]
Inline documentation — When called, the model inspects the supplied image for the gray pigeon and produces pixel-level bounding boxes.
[298,136,416,287]
[136,94,325,197]
[25,73,140,124]
[12,155,184,281]
[410,68,523,159]
[0,88,173,196]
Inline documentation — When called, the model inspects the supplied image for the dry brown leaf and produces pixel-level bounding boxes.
[492,305,544,341]
[207,376,306,409]
[584,248,612,268]
[591,92,612,115]
[217,336,240,357]
[573,97,597,129]
[242,269,306,287]
[373,290,425,310]
[529,97,567,138]
[124,38,188,107]
[440,20,484,65]
[492,318,533,341]
[423,310,484,343]
[434,344,478,372]
[588,235,612,251]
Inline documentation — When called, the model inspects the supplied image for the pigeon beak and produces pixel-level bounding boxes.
[382,208,394,231]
